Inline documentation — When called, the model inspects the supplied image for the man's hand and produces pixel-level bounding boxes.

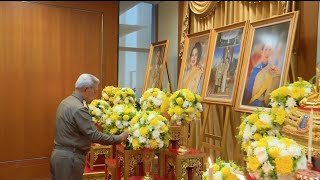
[119,131,129,142]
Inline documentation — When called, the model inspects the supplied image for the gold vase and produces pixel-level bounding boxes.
[142,148,155,180]
[178,123,189,154]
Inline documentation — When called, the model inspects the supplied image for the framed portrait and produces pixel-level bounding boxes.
[178,30,211,95]
[235,11,299,113]
[142,40,170,93]
[202,21,249,105]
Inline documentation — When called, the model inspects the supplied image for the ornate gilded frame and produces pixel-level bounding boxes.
[178,30,212,95]
[142,40,170,93]
[202,21,249,105]
[235,11,299,113]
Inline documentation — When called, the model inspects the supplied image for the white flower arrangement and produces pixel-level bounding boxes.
[246,136,307,179]
[140,88,170,113]
[168,89,203,125]
[88,99,110,123]
[113,87,136,106]
[127,111,170,150]
[101,104,137,135]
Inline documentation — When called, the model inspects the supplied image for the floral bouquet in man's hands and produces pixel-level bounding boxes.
[269,78,312,113]
[102,104,137,135]
[140,88,170,114]
[246,136,307,179]
[127,111,170,150]
[102,86,118,106]
[113,87,136,106]
[168,89,203,125]
[88,99,110,124]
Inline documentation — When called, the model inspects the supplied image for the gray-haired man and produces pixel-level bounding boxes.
[50,73,128,180]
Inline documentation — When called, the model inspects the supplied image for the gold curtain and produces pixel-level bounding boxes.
[180,1,296,160]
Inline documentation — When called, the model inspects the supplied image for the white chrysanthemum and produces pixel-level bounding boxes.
[147,114,156,121]
[286,97,297,109]
[133,129,140,137]
[304,87,312,96]
[124,98,129,104]
[261,161,274,175]
[243,124,253,141]
[152,97,162,107]
[94,108,102,116]
[287,145,302,158]
[182,101,190,108]
[247,147,253,156]
[254,147,268,164]
[196,103,203,111]
[115,120,121,126]
[176,120,182,125]
[213,171,223,180]
[105,119,112,125]
[172,114,182,120]
[259,114,272,125]
[123,121,129,127]
[134,123,140,129]
[158,140,164,148]
[139,136,147,143]
[270,101,279,107]
[251,125,257,133]
[140,118,145,124]
[251,141,258,148]
[152,130,160,139]
[113,105,123,113]
[114,96,121,103]
[296,155,307,170]
[267,139,280,147]
[279,149,290,157]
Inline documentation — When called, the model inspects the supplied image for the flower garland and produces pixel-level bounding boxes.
[202,158,243,180]
[140,88,170,113]
[246,136,307,179]
[88,99,110,123]
[102,104,137,135]
[168,89,203,125]
[127,111,170,150]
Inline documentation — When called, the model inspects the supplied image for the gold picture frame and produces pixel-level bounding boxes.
[235,11,299,113]
[202,21,249,105]
[142,40,170,93]
[178,30,212,95]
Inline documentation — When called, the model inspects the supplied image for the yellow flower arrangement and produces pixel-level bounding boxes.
[202,158,243,180]
[246,136,307,179]
[101,104,137,135]
[140,88,170,113]
[88,99,110,123]
[237,107,287,153]
[168,89,203,125]
[102,86,118,106]
[269,78,312,113]
[127,111,170,150]
[113,87,136,106]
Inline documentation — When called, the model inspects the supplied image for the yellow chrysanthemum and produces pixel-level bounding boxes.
[132,139,140,150]
[247,156,261,171]
[149,118,159,126]
[149,139,158,149]
[123,115,129,121]
[176,97,184,105]
[212,164,220,172]
[221,167,231,177]
[248,114,259,124]
[174,106,183,115]
[186,94,195,102]
[275,156,293,174]
[253,133,262,141]
[290,87,305,99]
[139,127,149,137]
[268,147,280,158]
[110,127,118,134]
[186,107,195,114]
[161,125,169,132]
[131,116,139,125]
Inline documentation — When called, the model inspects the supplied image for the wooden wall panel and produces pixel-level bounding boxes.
[296,1,319,80]
[0,1,114,179]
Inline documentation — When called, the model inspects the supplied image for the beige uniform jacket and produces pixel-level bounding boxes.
[53,91,121,153]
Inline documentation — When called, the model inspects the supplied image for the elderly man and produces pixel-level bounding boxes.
[50,73,128,180]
